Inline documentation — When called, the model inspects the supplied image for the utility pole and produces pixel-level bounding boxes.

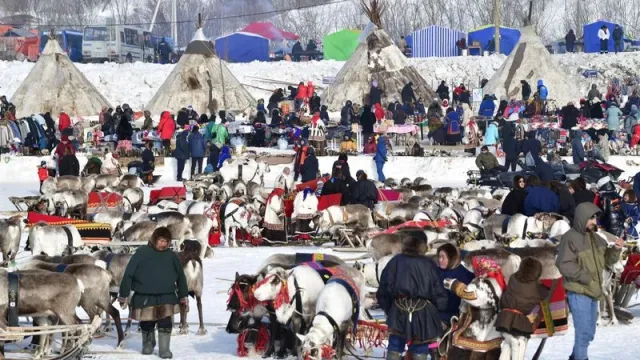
[172,0,178,49]
[493,0,501,54]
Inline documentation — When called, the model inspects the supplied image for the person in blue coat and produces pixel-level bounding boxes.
[572,130,585,164]
[484,120,500,146]
[622,190,640,239]
[479,94,496,117]
[173,130,190,181]
[537,79,548,100]
[373,135,388,182]
[524,176,560,216]
[217,145,231,170]
[436,243,474,324]
[188,126,206,177]
[377,231,448,360]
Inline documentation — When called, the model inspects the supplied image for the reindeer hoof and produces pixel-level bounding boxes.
[116,342,125,350]
[196,327,208,336]
[608,320,618,327]
[179,327,189,335]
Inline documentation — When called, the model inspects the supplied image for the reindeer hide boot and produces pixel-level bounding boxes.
[410,354,428,360]
[158,328,173,359]
[386,351,403,360]
[141,330,156,355]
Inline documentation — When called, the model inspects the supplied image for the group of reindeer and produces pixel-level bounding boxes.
[226,253,371,360]
[0,226,207,358]
[220,175,637,359]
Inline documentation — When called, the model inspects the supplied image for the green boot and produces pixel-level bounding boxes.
[141,330,156,355]
[158,328,173,359]
[387,351,403,360]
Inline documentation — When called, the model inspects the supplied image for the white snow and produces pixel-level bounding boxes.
[0,52,639,115]
[1,154,640,359]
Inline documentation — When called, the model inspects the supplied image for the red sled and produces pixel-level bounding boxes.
[149,186,187,205]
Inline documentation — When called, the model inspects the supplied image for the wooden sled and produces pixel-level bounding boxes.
[0,316,101,360]
[8,196,43,212]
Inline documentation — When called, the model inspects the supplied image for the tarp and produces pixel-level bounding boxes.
[583,20,620,53]
[240,22,299,41]
[215,32,269,63]
[468,25,521,55]
[407,25,466,57]
[323,29,362,61]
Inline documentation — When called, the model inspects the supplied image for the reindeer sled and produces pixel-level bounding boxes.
[8,196,44,212]
[0,316,102,360]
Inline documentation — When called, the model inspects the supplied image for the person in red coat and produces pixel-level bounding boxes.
[157,111,176,154]
[54,135,75,169]
[374,103,385,121]
[295,82,308,111]
[58,111,71,132]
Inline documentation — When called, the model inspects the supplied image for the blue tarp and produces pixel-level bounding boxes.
[467,25,521,55]
[583,20,622,53]
[407,25,466,57]
[215,32,269,63]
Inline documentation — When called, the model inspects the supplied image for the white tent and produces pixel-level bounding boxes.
[11,38,111,117]
[483,26,580,105]
[321,26,435,111]
[146,28,255,115]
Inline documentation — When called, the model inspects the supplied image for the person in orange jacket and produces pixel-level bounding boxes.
[38,161,49,194]
[295,82,308,111]
[307,81,315,103]
[58,111,71,132]
[293,139,309,181]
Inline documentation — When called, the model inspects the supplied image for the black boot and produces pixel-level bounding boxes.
[158,328,173,359]
[141,330,156,355]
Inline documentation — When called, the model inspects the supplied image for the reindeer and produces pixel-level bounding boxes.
[177,240,207,336]
[0,270,85,358]
[28,222,84,256]
[19,260,125,348]
[0,215,25,267]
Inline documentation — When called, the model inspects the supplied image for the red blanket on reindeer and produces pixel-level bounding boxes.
[26,212,112,242]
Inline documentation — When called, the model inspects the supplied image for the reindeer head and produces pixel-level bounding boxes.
[297,326,331,360]
[252,268,289,302]
[227,272,259,313]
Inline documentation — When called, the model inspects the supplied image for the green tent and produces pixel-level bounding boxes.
[323,29,362,61]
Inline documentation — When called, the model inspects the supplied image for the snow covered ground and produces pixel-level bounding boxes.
[1,153,640,358]
[0,52,639,114]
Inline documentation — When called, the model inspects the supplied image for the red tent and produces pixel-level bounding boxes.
[240,22,299,41]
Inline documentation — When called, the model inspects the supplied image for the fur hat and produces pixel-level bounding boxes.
[400,230,428,255]
[437,243,459,269]
[514,257,542,283]
[150,227,172,251]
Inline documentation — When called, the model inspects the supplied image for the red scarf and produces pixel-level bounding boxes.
[472,256,506,291]
[267,188,285,207]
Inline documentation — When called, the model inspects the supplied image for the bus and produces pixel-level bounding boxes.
[82,24,154,63]
[40,30,83,62]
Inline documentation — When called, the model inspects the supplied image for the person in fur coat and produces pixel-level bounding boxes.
[495,257,549,360]
[262,177,287,243]
[292,187,318,238]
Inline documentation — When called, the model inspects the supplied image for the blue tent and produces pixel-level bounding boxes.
[407,25,466,57]
[215,32,269,63]
[583,20,621,53]
[467,25,521,55]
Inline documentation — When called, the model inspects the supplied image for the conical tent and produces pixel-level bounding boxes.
[483,26,580,106]
[146,28,255,115]
[11,38,111,117]
[321,27,435,111]
[323,29,362,61]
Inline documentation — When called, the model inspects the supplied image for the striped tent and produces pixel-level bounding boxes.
[408,25,466,58]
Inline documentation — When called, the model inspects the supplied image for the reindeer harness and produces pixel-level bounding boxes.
[7,272,19,326]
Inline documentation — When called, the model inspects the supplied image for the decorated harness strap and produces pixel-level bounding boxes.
[294,252,325,264]
[7,272,19,326]
[54,264,69,273]
[302,262,340,284]
[327,275,360,335]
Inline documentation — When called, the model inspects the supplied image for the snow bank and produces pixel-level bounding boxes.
[0,52,638,112]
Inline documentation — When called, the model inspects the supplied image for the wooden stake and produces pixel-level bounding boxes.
[493,0,501,54]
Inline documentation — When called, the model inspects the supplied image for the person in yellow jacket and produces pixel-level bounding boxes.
[339,134,357,153]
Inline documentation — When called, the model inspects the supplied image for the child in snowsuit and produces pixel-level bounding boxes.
[495,257,549,360]
[38,161,49,194]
